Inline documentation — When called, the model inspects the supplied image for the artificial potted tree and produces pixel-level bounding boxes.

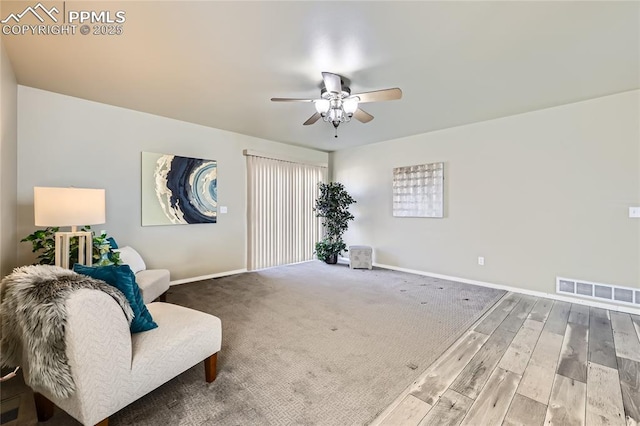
[314,182,356,264]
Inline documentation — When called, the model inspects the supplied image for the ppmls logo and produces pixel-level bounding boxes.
[2,2,126,36]
[1,2,59,24]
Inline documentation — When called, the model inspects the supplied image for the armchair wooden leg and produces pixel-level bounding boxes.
[159,292,167,302]
[95,418,109,426]
[204,353,218,383]
[33,392,54,422]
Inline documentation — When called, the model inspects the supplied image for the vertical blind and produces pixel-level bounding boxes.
[246,154,327,271]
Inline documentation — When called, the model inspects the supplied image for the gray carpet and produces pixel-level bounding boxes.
[41,262,505,425]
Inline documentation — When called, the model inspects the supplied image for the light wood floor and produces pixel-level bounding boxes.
[373,293,640,426]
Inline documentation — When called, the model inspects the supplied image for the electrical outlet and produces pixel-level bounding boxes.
[478,256,485,266]
[630,207,640,218]
[219,206,228,214]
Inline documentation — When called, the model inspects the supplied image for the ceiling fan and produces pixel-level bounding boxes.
[271,72,402,138]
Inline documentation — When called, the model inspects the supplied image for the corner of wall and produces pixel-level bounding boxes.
[327,151,335,181]
[0,39,19,277]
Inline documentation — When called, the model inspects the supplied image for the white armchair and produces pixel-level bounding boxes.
[25,289,222,426]
[114,246,170,303]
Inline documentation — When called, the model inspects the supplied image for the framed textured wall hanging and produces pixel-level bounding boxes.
[141,152,217,225]
[392,162,444,218]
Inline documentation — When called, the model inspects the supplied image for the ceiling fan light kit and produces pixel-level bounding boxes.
[271,72,402,138]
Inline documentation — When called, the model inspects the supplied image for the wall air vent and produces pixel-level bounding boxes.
[556,277,640,307]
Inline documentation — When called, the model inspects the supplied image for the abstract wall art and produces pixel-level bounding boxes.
[141,152,217,226]
[392,162,444,218]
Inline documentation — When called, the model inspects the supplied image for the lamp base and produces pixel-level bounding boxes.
[54,231,93,269]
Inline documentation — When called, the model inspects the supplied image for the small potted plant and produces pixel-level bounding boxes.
[21,226,120,266]
[314,182,356,264]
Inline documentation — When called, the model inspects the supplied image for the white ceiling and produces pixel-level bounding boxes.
[2,1,639,152]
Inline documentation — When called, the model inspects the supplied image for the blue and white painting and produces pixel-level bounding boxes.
[142,152,217,225]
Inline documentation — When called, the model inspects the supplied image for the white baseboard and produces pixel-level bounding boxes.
[373,262,640,315]
[170,268,247,286]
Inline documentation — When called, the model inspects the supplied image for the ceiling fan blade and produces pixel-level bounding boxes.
[351,88,402,103]
[353,108,374,123]
[322,72,342,94]
[271,98,315,102]
[303,112,322,126]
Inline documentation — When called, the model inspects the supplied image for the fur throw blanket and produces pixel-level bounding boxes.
[0,265,134,398]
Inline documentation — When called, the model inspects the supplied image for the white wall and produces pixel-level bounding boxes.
[0,40,17,277]
[17,87,328,280]
[333,91,640,296]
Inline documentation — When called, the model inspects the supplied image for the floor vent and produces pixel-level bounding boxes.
[557,277,640,307]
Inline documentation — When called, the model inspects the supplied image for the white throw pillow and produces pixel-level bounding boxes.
[114,246,147,274]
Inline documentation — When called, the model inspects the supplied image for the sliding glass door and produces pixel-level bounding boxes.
[246,153,326,270]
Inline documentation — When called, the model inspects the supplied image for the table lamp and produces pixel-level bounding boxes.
[34,187,106,269]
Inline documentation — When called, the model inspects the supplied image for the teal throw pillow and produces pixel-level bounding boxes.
[107,237,119,249]
[73,264,157,333]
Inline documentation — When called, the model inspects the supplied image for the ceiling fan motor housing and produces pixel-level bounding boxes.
[320,86,351,100]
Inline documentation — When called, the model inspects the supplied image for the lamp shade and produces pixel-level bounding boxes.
[314,99,330,114]
[343,98,359,115]
[34,187,105,227]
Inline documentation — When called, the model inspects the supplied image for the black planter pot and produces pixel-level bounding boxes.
[325,254,338,264]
